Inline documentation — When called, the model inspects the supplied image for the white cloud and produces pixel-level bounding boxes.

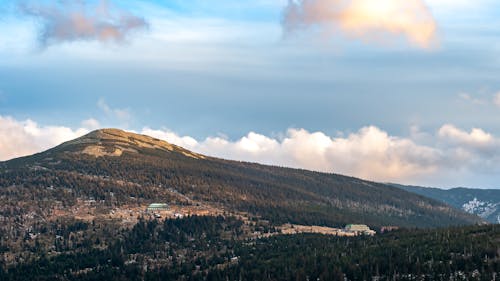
[3,115,500,187]
[0,116,92,161]
[141,127,199,148]
[81,118,101,130]
[141,126,442,182]
[435,125,500,177]
[140,125,500,185]
[438,124,494,147]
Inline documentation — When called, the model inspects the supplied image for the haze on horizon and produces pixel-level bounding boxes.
[1,0,500,189]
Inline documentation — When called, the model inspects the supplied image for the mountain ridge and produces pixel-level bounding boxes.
[0,128,483,228]
[394,184,500,224]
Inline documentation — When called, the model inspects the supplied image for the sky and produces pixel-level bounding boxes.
[1,0,500,188]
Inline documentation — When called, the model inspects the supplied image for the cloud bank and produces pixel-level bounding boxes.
[144,126,440,182]
[144,125,500,186]
[20,0,148,47]
[2,116,500,187]
[283,0,438,48]
[0,116,91,161]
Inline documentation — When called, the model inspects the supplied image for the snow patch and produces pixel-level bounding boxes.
[462,197,499,220]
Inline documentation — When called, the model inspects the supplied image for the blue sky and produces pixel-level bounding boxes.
[1,0,500,188]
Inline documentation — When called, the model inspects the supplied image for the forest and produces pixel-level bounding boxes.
[0,216,498,280]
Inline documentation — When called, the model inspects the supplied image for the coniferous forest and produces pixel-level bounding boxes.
[0,215,498,281]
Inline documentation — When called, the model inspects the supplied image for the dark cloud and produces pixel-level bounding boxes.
[20,0,148,47]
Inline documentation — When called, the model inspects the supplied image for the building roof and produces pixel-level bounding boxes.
[148,203,169,208]
[345,224,371,231]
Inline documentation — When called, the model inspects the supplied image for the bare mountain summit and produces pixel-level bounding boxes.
[54,128,204,159]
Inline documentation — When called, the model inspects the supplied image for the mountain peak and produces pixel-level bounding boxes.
[57,128,204,159]
[2,129,482,229]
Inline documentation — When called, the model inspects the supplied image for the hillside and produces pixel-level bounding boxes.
[2,217,498,281]
[395,184,500,224]
[0,128,481,229]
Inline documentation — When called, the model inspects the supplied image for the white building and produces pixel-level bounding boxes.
[344,224,376,236]
[147,203,169,212]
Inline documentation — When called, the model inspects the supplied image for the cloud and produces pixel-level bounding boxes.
[458,93,486,105]
[457,90,500,107]
[97,98,131,122]
[282,0,438,48]
[438,124,495,149]
[141,128,199,149]
[81,118,101,130]
[19,0,148,47]
[494,92,500,107]
[144,126,442,182]
[435,125,500,176]
[0,116,92,161]
[143,125,500,185]
[3,115,500,187]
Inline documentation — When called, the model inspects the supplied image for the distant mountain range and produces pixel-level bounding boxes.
[394,184,500,224]
[0,128,481,228]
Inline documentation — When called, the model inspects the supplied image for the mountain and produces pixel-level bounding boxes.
[395,184,500,224]
[0,128,481,228]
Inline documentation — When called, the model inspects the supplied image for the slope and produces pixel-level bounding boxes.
[0,129,482,228]
[395,184,500,224]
